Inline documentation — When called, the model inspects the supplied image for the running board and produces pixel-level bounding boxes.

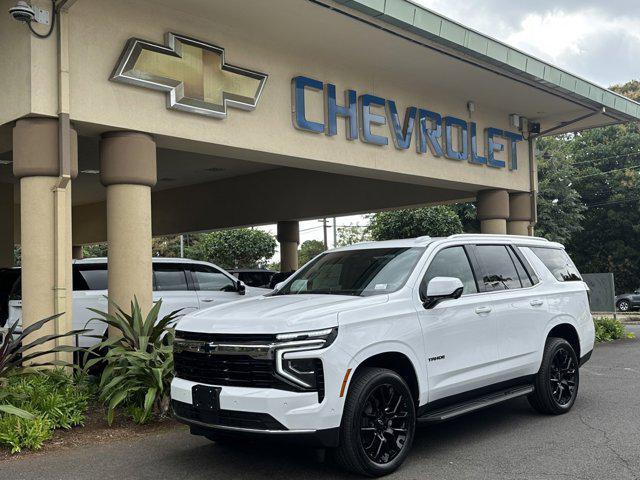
[418,385,534,423]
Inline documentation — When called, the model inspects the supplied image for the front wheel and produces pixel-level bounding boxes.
[528,337,579,415]
[332,367,416,477]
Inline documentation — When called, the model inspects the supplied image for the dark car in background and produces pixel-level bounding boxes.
[228,268,276,288]
[0,267,20,327]
[616,289,640,312]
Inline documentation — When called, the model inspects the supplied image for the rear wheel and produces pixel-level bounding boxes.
[528,337,579,414]
[617,299,630,312]
[332,367,416,477]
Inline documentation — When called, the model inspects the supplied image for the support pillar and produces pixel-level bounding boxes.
[13,118,77,364]
[476,189,509,234]
[277,221,299,272]
[507,193,532,236]
[72,245,83,260]
[0,183,14,268]
[100,132,156,327]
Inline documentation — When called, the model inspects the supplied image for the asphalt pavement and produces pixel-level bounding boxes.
[2,325,639,480]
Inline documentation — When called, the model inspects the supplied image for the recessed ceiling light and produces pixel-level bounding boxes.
[80,169,100,174]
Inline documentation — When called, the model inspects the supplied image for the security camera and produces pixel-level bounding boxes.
[8,1,35,23]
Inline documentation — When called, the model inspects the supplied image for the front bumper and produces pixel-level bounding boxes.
[171,376,344,442]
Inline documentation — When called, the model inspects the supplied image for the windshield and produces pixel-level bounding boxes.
[275,247,425,296]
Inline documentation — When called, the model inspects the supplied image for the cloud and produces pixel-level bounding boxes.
[414,1,640,87]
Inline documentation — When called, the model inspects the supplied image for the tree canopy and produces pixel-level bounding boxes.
[368,205,463,241]
[185,229,277,269]
[298,240,326,266]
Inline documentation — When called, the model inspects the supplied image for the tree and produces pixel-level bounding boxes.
[298,240,325,265]
[336,226,370,247]
[534,138,586,244]
[152,235,182,258]
[83,243,108,258]
[368,205,463,240]
[185,228,276,269]
[451,203,479,233]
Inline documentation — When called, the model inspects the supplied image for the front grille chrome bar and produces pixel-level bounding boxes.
[173,338,326,360]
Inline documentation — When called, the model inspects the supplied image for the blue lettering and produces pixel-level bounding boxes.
[503,131,523,170]
[417,110,443,156]
[326,83,358,140]
[487,127,505,168]
[359,94,388,146]
[386,101,416,150]
[469,122,487,165]
[292,76,324,133]
[444,116,468,161]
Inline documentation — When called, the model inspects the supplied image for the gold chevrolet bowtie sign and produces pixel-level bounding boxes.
[111,33,268,118]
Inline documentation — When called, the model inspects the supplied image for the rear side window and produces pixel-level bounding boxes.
[475,245,521,291]
[154,264,189,291]
[530,248,582,282]
[74,265,108,290]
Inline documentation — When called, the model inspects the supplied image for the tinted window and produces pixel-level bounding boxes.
[507,247,533,287]
[191,265,236,291]
[154,264,189,291]
[530,248,581,282]
[74,265,108,291]
[423,247,478,294]
[276,247,424,296]
[475,245,521,291]
[239,272,272,287]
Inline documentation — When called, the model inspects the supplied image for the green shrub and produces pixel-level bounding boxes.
[85,299,180,425]
[594,317,634,342]
[0,370,89,453]
[0,414,53,453]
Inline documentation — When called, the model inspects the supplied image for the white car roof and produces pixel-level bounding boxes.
[73,257,214,265]
[331,234,561,252]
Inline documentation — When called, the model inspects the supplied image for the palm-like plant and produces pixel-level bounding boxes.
[0,315,88,419]
[84,299,181,425]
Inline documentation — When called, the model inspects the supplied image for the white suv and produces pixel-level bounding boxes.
[171,235,595,476]
[5,258,268,348]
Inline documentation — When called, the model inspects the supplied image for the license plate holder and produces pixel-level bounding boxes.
[192,385,221,411]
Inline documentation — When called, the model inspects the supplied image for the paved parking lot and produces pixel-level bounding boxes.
[2,325,639,480]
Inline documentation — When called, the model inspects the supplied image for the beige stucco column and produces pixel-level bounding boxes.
[0,183,14,268]
[277,221,299,272]
[507,192,532,236]
[100,132,156,326]
[72,245,83,260]
[13,118,77,364]
[476,189,510,234]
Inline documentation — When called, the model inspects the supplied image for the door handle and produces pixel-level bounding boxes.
[201,299,215,303]
[475,306,492,314]
[530,299,544,307]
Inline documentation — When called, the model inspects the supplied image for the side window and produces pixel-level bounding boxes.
[154,264,189,291]
[191,265,236,292]
[530,247,582,282]
[73,265,108,291]
[423,246,478,294]
[507,247,533,287]
[475,245,522,291]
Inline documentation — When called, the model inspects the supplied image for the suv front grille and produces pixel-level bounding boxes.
[174,351,277,388]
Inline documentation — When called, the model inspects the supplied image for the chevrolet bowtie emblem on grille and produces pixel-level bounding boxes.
[110,33,268,118]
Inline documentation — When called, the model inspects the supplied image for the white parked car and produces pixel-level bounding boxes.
[6,258,269,348]
[171,235,595,476]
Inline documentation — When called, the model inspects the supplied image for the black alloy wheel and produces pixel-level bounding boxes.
[549,347,578,406]
[528,337,580,414]
[359,383,411,465]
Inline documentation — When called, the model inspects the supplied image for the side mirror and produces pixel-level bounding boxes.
[237,280,246,295]
[422,277,464,309]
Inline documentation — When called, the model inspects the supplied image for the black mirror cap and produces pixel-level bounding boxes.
[423,286,463,310]
[237,280,246,295]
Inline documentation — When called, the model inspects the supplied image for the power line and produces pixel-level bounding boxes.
[573,164,640,181]
[583,197,640,209]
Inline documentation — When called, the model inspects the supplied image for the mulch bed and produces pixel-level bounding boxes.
[0,403,182,462]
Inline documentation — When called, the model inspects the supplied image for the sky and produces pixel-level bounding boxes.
[261,1,640,260]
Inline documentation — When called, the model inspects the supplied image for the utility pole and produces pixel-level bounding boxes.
[322,218,328,249]
[333,217,337,248]
[180,234,184,258]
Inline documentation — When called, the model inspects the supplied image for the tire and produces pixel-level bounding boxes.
[332,367,416,477]
[617,300,630,312]
[528,337,579,415]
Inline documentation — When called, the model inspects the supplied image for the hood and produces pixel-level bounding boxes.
[176,293,388,334]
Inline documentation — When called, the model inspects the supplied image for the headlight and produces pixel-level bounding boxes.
[275,327,337,389]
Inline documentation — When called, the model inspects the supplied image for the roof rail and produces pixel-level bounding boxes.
[447,234,549,242]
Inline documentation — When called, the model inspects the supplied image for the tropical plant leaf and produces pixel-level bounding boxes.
[0,404,36,420]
